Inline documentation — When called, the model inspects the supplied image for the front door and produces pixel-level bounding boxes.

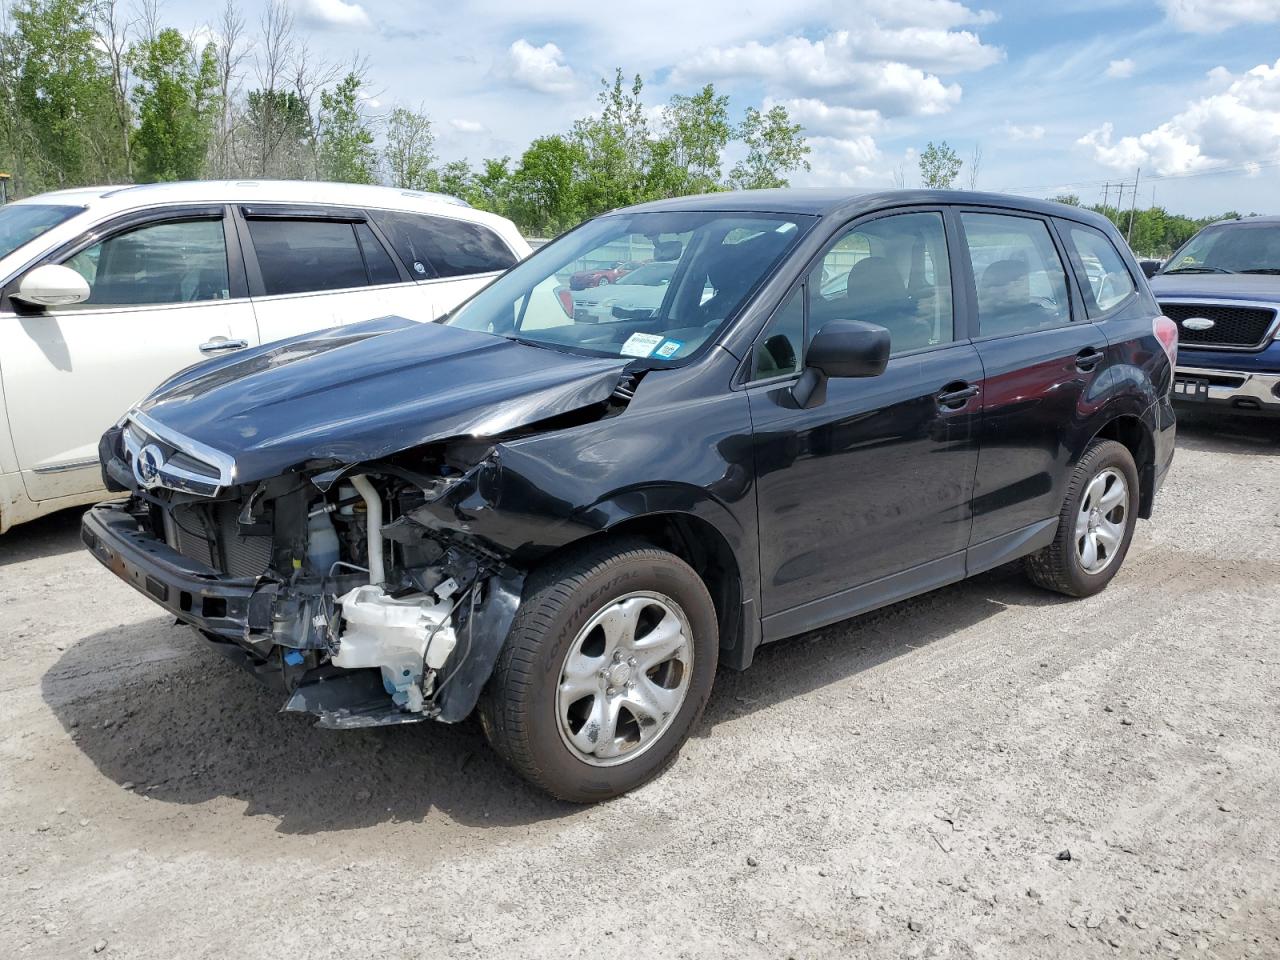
[747,209,983,639]
[0,209,257,500]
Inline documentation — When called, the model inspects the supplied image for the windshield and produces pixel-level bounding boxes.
[0,203,83,261]
[444,210,814,362]
[1161,221,1280,275]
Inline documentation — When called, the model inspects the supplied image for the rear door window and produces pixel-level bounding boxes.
[246,219,370,295]
[1062,223,1136,315]
[960,212,1072,337]
[369,210,517,279]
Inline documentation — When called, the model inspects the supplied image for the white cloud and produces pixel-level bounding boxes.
[297,0,372,31]
[767,97,882,137]
[1105,58,1136,79]
[450,118,486,134]
[1159,0,1280,33]
[798,134,885,188]
[1004,123,1046,141]
[504,39,575,95]
[1077,58,1280,175]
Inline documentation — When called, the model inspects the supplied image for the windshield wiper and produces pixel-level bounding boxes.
[1161,266,1236,274]
[1238,268,1280,275]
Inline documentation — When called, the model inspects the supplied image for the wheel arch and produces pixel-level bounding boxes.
[1088,413,1157,518]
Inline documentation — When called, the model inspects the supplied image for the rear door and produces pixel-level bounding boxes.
[956,208,1108,550]
[237,205,429,343]
[0,206,257,500]
[747,208,984,639]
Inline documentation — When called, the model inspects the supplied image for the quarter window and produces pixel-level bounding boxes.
[355,222,401,285]
[750,287,804,381]
[808,211,953,354]
[62,218,229,307]
[960,213,1071,336]
[1064,223,1136,314]
[246,219,369,295]
[370,210,517,279]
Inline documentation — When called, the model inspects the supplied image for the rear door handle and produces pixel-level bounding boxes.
[937,382,980,409]
[1075,347,1104,371]
[199,337,248,354]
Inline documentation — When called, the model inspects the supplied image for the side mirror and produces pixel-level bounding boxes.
[793,319,890,408]
[13,264,90,307]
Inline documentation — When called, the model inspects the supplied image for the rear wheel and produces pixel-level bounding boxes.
[1025,439,1139,597]
[479,539,717,802]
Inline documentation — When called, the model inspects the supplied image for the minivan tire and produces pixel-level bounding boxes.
[1025,439,1140,598]
[479,538,718,803]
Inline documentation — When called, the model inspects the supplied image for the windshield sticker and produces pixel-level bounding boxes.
[621,332,664,357]
[651,339,683,359]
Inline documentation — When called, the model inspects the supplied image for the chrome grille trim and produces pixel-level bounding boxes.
[121,410,236,497]
[1157,297,1280,351]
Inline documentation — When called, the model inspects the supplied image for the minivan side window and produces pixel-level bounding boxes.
[960,212,1071,336]
[62,218,229,307]
[1063,223,1136,315]
[246,219,372,296]
[370,210,518,279]
[808,211,953,355]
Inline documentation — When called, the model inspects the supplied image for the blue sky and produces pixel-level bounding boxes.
[174,0,1280,216]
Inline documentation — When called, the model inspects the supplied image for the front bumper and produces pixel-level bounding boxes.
[1172,365,1280,415]
[82,501,266,639]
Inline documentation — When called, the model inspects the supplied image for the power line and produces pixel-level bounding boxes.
[999,156,1280,195]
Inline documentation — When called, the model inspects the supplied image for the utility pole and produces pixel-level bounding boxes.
[1102,181,1110,210]
[1126,167,1141,244]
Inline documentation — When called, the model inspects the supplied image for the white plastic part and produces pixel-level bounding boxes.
[348,474,384,584]
[14,264,91,307]
[333,585,457,713]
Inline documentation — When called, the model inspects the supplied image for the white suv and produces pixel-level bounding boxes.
[0,180,529,533]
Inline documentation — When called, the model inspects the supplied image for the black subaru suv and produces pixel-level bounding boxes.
[84,190,1176,801]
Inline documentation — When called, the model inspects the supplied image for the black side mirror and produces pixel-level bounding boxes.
[793,319,890,408]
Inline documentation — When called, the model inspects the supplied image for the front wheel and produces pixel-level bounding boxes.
[479,539,718,802]
[1025,439,1139,597]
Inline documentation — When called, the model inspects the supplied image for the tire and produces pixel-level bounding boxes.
[1025,439,1140,597]
[478,538,718,803]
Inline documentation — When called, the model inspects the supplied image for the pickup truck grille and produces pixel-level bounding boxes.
[1159,302,1278,349]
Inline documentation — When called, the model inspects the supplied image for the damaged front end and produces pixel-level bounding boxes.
[85,417,529,729]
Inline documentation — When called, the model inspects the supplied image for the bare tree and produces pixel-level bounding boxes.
[92,0,135,178]
[967,142,982,190]
[287,39,345,178]
[250,0,294,176]
[207,0,247,177]
[136,0,162,44]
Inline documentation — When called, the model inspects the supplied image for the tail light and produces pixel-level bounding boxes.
[1154,314,1178,368]
[557,288,574,318]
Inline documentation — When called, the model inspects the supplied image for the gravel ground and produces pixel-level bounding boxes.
[2,413,1278,960]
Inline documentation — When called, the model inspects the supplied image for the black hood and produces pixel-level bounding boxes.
[134,316,627,485]
[1149,273,1280,303]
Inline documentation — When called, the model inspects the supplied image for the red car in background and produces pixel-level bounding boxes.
[568,260,647,290]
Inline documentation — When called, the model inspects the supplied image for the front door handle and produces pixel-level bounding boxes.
[1075,347,1104,371]
[937,382,980,409]
[199,337,248,354]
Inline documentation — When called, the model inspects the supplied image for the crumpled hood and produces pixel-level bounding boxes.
[134,316,628,485]
[1150,273,1280,303]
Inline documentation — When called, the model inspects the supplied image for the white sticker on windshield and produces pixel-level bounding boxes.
[621,333,663,357]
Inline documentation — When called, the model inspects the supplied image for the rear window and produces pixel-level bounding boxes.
[369,210,517,279]
[0,203,82,261]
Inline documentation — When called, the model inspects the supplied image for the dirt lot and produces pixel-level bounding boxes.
[2,414,1279,960]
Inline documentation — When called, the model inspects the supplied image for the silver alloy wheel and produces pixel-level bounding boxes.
[555,591,694,767]
[1075,467,1128,575]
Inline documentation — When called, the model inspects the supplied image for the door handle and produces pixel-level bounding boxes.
[937,382,980,409]
[199,337,248,354]
[1075,347,1104,371]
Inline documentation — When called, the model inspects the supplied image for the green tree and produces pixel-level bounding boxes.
[382,105,435,191]
[728,104,810,190]
[654,83,731,196]
[918,140,962,189]
[509,134,584,235]
[572,68,652,213]
[467,156,513,215]
[129,28,219,181]
[316,71,375,183]
[436,158,474,199]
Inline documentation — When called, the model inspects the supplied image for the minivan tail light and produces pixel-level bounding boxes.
[1154,315,1178,368]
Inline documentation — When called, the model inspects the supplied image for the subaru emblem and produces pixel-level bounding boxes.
[132,443,165,489]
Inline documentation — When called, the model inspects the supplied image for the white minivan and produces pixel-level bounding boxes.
[0,180,529,532]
